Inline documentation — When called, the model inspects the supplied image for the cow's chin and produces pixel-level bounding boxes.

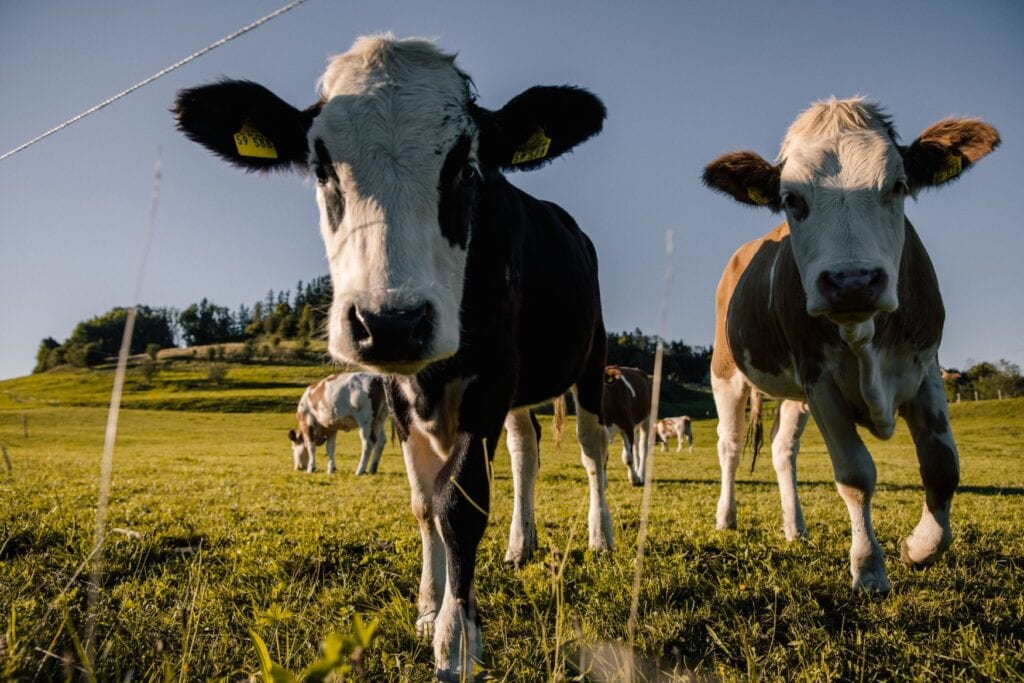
[824,310,877,326]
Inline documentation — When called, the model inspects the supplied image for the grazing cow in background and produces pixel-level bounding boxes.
[174,35,610,680]
[602,366,653,486]
[655,416,693,453]
[703,96,999,593]
[288,373,388,475]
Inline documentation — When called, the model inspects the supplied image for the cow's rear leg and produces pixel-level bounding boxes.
[712,371,750,530]
[899,364,959,567]
[573,386,614,551]
[633,423,651,487]
[618,426,644,487]
[401,429,446,639]
[772,400,810,540]
[504,408,539,567]
[808,381,889,594]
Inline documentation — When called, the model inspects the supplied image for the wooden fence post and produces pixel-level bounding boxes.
[2,445,11,473]
[956,392,961,403]
[974,390,979,401]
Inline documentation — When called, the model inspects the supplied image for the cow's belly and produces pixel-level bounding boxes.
[738,351,805,400]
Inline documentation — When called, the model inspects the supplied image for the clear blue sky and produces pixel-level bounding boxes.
[2,0,1022,380]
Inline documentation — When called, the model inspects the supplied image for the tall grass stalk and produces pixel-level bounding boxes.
[86,149,161,661]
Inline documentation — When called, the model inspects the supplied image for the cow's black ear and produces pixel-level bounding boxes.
[173,79,321,171]
[288,429,298,442]
[902,118,1000,191]
[476,85,606,171]
[702,151,782,211]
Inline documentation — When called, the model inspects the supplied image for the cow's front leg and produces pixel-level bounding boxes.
[899,364,959,567]
[433,434,489,681]
[772,400,810,541]
[504,408,538,567]
[304,438,317,474]
[573,387,614,551]
[808,382,889,594]
[402,430,446,639]
[325,433,337,474]
[712,372,750,530]
[367,419,386,474]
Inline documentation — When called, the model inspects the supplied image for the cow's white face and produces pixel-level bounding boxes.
[309,39,478,372]
[777,101,907,323]
[703,97,999,330]
[174,35,607,375]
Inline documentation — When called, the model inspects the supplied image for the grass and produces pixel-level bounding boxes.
[0,367,1022,681]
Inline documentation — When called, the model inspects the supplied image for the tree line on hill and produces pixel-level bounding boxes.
[33,277,333,372]
[31,282,1023,404]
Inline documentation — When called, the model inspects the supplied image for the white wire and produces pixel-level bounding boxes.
[0,0,311,163]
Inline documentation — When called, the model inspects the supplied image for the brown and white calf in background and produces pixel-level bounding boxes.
[602,366,653,486]
[703,97,998,593]
[288,373,387,476]
[655,416,693,453]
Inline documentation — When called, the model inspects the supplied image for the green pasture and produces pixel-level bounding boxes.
[0,369,1022,680]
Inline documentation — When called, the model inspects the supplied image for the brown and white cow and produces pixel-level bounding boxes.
[655,416,693,453]
[288,373,388,475]
[174,36,609,680]
[703,97,999,593]
[602,366,653,486]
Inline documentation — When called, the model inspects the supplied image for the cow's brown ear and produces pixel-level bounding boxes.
[702,151,782,211]
[903,118,1000,191]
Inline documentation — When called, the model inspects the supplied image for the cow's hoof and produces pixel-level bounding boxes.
[327,466,336,475]
[416,611,436,640]
[852,569,891,596]
[503,548,533,569]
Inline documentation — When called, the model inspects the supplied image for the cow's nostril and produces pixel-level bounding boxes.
[410,303,434,349]
[348,305,371,344]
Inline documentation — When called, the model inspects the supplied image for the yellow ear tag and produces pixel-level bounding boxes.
[747,187,772,205]
[932,155,962,184]
[233,123,278,159]
[511,129,552,165]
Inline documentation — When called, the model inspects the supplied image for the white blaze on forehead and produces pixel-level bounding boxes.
[779,97,903,190]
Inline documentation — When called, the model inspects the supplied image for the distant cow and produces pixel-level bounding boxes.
[655,416,692,453]
[602,366,653,486]
[704,96,998,593]
[288,373,387,476]
[175,35,609,680]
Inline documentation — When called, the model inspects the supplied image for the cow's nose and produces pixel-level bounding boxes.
[816,268,888,312]
[348,302,435,363]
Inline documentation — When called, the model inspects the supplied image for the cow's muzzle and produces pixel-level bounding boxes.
[815,268,889,320]
[346,302,436,371]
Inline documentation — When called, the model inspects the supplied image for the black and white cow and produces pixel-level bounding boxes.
[704,97,999,594]
[174,35,610,680]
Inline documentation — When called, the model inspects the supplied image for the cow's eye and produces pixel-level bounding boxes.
[888,179,910,199]
[782,191,809,221]
[457,164,477,185]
